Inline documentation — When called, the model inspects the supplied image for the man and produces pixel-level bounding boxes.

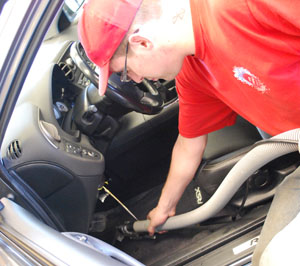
[78,0,300,264]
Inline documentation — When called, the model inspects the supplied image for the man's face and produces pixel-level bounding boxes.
[110,45,185,83]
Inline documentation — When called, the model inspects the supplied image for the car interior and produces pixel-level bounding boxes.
[1,2,300,265]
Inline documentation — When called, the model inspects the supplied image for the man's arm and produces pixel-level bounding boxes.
[147,133,207,235]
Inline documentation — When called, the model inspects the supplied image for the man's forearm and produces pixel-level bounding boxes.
[157,134,208,212]
[147,134,207,235]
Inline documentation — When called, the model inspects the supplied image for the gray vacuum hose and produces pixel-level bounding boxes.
[133,128,300,233]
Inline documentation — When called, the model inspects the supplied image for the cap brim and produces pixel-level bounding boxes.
[98,63,110,96]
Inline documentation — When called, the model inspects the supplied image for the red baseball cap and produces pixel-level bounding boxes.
[78,0,143,96]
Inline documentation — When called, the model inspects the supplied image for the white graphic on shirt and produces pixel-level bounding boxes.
[233,66,268,93]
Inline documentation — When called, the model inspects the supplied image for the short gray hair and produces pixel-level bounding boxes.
[113,0,162,58]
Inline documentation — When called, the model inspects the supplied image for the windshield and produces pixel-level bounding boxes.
[0,0,31,69]
[63,0,84,22]
[0,0,85,69]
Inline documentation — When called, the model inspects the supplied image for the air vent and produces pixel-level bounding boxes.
[58,62,74,81]
[7,140,22,160]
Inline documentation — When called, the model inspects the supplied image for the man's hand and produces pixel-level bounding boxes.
[147,206,176,236]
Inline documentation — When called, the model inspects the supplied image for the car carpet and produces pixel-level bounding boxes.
[90,178,237,264]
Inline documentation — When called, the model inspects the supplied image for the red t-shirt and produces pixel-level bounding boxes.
[176,0,300,138]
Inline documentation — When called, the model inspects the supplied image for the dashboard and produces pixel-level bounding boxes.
[0,39,105,232]
[0,17,178,232]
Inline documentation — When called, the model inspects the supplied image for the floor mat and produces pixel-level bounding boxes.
[90,179,237,264]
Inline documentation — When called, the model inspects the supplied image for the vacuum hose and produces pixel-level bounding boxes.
[132,128,300,233]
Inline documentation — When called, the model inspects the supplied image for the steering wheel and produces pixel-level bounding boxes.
[70,41,164,115]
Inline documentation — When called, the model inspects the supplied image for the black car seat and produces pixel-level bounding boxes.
[191,116,300,212]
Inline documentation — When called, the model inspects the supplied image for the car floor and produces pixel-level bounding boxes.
[90,115,292,264]
[90,178,270,265]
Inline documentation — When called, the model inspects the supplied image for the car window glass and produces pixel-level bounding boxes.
[63,0,84,22]
[0,0,31,69]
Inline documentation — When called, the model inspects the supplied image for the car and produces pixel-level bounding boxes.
[0,0,299,265]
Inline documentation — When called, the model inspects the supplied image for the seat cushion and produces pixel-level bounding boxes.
[203,116,262,161]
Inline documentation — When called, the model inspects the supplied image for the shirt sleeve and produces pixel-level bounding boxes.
[247,0,300,37]
[176,56,237,138]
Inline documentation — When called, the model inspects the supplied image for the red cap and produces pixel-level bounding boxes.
[78,0,143,96]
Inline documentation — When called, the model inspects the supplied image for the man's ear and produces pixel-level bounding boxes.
[128,30,154,50]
